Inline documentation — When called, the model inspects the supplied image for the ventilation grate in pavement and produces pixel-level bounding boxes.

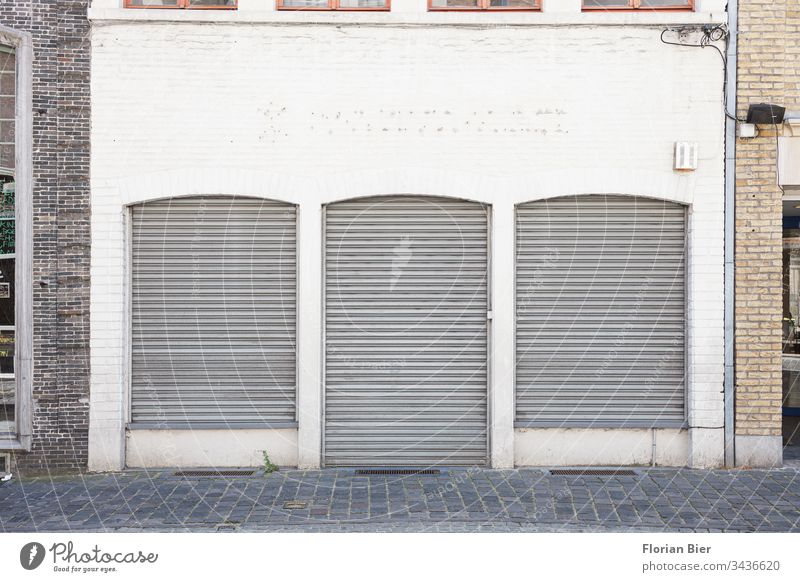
[354,469,441,476]
[174,470,257,478]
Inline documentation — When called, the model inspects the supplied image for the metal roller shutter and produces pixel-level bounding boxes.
[130,196,297,428]
[516,195,686,427]
[324,196,488,467]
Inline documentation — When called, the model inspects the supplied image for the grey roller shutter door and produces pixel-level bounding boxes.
[516,195,686,427]
[324,196,488,467]
[130,196,297,428]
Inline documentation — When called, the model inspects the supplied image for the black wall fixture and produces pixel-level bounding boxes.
[746,103,786,125]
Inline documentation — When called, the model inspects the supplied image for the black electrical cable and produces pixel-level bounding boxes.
[659,26,746,123]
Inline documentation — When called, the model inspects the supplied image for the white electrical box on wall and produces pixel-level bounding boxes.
[738,123,758,138]
[674,142,699,171]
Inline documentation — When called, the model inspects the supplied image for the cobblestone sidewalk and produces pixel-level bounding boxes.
[1,467,799,532]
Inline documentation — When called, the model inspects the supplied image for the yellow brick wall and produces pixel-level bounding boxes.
[735,0,800,437]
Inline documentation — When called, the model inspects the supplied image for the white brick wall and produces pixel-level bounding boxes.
[89,21,727,470]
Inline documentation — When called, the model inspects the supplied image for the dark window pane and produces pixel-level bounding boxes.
[0,123,14,148]
[280,0,328,7]
[0,51,13,178]
[431,0,480,7]
[640,0,691,6]
[0,327,12,435]
[0,182,13,257]
[0,99,12,123]
[583,0,631,6]
[489,0,537,7]
[0,52,13,97]
[0,147,11,172]
[187,0,236,6]
[126,0,180,6]
[0,330,13,375]
[0,374,12,434]
[339,0,388,7]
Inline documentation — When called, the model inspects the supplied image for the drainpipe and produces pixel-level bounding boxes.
[724,0,739,468]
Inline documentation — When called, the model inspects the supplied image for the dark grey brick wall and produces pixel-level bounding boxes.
[0,0,90,472]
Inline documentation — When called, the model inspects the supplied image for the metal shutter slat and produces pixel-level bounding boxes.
[515,195,687,427]
[130,196,297,428]
[324,196,488,467]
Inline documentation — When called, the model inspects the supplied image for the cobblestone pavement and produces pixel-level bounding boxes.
[1,467,799,533]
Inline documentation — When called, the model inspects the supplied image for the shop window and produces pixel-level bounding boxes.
[0,48,14,438]
[583,0,693,10]
[783,223,800,448]
[124,0,237,9]
[429,0,539,10]
[0,30,31,449]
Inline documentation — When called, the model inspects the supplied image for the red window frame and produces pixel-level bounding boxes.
[123,0,238,9]
[277,0,390,11]
[428,0,540,11]
[582,0,693,10]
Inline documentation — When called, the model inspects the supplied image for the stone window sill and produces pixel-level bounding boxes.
[0,436,31,451]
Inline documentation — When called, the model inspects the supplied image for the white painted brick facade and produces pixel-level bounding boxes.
[89,13,727,470]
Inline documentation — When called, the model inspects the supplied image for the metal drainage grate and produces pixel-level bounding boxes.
[283,501,309,510]
[174,470,257,478]
[354,468,441,476]
[549,469,637,477]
